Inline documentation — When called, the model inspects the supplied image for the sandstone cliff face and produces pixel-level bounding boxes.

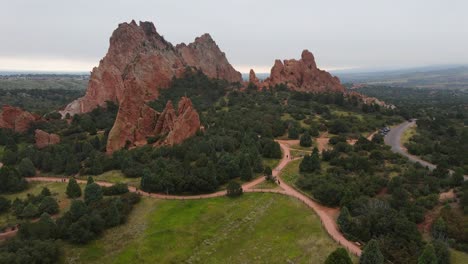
[255,50,345,93]
[35,129,60,149]
[176,34,242,83]
[106,97,200,153]
[163,97,201,146]
[0,105,40,133]
[62,20,239,153]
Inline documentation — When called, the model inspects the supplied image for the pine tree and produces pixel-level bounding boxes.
[288,126,299,139]
[21,203,39,218]
[418,244,437,264]
[17,158,36,177]
[431,217,447,239]
[102,201,121,228]
[84,182,103,205]
[226,181,243,197]
[239,155,253,181]
[325,248,353,264]
[65,157,80,175]
[300,131,312,147]
[360,239,384,264]
[337,207,352,233]
[432,240,450,264]
[66,178,82,198]
[38,196,59,215]
[87,176,94,185]
[41,187,51,196]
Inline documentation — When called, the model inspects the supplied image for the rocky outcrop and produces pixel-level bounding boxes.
[0,105,40,133]
[106,97,200,153]
[163,97,200,146]
[176,34,242,83]
[61,20,241,117]
[256,50,345,93]
[35,129,60,149]
[61,20,239,153]
[248,69,261,88]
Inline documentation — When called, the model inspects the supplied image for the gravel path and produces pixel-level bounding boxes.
[3,141,362,256]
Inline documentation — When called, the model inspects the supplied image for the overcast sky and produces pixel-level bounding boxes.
[1,0,467,73]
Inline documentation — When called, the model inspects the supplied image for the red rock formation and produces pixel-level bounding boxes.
[61,20,239,153]
[176,34,242,83]
[35,129,60,149]
[0,105,40,133]
[248,69,261,88]
[61,20,241,117]
[163,97,200,146]
[257,50,345,93]
[106,97,200,153]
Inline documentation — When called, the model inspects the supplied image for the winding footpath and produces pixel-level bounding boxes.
[2,141,362,256]
[385,120,468,181]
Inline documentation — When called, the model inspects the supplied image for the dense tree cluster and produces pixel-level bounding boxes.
[0,166,27,194]
[359,86,468,174]
[0,88,84,114]
[11,188,59,219]
[0,184,140,263]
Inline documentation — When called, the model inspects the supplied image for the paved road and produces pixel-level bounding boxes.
[385,120,467,180]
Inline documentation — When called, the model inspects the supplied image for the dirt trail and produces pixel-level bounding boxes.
[8,141,362,256]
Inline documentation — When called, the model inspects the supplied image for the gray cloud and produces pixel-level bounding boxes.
[1,0,467,72]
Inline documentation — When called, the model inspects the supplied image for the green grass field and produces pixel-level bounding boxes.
[62,193,347,264]
[451,249,468,264]
[79,170,141,188]
[252,179,281,190]
[280,159,302,186]
[263,157,281,170]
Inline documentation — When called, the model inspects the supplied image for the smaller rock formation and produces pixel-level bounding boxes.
[162,97,200,146]
[0,105,40,132]
[106,96,200,153]
[248,69,261,88]
[253,50,345,93]
[35,129,60,149]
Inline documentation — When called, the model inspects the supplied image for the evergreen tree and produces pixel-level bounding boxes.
[17,158,36,177]
[239,155,253,181]
[102,201,121,228]
[87,176,94,185]
[66,178,82,198]
[38,196,59,215]
[431,218,447,239]
[21,203,39,218]
[0,196,11,213]
[84,182,103,205]
[226,181,243,197]
[69,200,87,221]
[0,166,27,193]
[288,126,299,139]
[337,207,352,233]
[300,152,321,173]
[41,187,51,196]
[432,240,450,264]
[360,239,384,264]
[418,244,437,264]
[300,131,312,147]
[325,248,353,264]
[65,157,80,175]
